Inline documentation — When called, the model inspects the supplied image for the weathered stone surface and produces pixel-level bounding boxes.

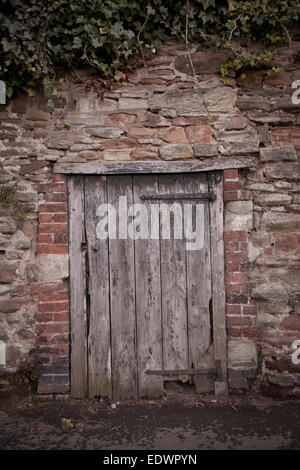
[137,138,163,146]
[69,143,101,152]
[159,127,187,144]
[236,71,264,90]
[219,141,259,155]
[127,127,155,138]
[254,193,292,206]
[225,201,253,231]
[0,299,23,313]
[193,143,218,157]
[0,263,17,283]
[223,116,247,130]
[252,285,287,301]
[264,163,300,181]
[264,71,291,87]
[64,114,106,127]
[102,149,132,161]
[260,145,297,162]
[118,98,148,109]
[261,212,300,231]
[108,113,137,125]
[159,144,193,160]
[14,230,31,250]
[38,254,69,282]
[228,338,258,370]
[268,374,296,387]
[0,218,17,234]
[85,127,124,139]
[248,112,295,125]
[26,109,50,121]
[237,95,270,111]
[142,113,170,128]
[185,125,212,144]
[273,97,300,112]
[20,161,49,175]
[174,50,230,75]
[150,87,235,114]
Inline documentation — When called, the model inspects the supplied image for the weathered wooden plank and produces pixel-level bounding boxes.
[159,174,189,382]
[107,175,137,400]
[85,176,112,399]
[133,175,163,399]
[209,172,228,394]
[184,173,213,393]
[68,176,87,398]
[54,158,256,175]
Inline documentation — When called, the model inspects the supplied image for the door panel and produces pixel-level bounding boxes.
[70,172,221,400]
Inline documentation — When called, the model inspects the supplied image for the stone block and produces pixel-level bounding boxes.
[150,87,235,114]
[119,98,148,109]
[264,163,300,181]
[0,299,23,313]
[0,263,17,283]
[85,127,124,139]
[159,144,193,160]
[38,254,69,282]
[174,50,230,75]
[228,338,258,370]
[14,230,31,250]
[193,144,218,157]
[225,201,253,231]
[252,285,287,302]
[102,149,132,161]
[254,193,292,206]
[260,145,297,162]
[261,212,300,231]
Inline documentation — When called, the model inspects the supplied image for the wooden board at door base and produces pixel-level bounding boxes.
[68,171,227,400]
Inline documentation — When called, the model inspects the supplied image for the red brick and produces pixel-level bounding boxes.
[224,169,239,179]
[36,322,69,334]
[224,191,239,201]
[224,241,239,252]
[225,252,248,262]
[39,214,53,223]
[53,312,69,322]
[53,174,65,183]
[226,283,243,294]
[224,231,247,242]
[225,273,247,283]
[243,326,259,338]
[39,292,69,302]
[226,304,242,315]
[39,301,69,313]
[281,316,300,331]
[39,223,68,233]
[39,203,67,213]
[227,316,252,327]
[53,213,67,223]
[38,282,66,294]
[225,262,240,273]
[224,180,243,191]
[239,241,249,252]
[53,334,69,344]
[52,193,67,202]
[243,305,257,316]
[37,183,67,193]
[53,233,68,243]
[36,313,52,323]
[227,327,243,337]
[37,244,68,255]
[38,234,53,243]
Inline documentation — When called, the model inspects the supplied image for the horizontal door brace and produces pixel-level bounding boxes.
[139,191,216,201]
[146,368,217,377]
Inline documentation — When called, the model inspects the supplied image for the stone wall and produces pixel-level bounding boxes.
[0,38,299,397]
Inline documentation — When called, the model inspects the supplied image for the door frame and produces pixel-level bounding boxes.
[55,158,256,398]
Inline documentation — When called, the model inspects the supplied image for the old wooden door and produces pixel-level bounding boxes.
[68,170,227,400]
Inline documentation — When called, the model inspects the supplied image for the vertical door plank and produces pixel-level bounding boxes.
[85,176,112,399]
[107,175,137,400]
[209,172,227,391]
[133,175,163,398]
[68,176,87,398]
[159,174,189,381]
[184,173,213,393]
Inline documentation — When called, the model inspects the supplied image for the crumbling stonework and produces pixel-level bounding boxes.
[0,38,299,397]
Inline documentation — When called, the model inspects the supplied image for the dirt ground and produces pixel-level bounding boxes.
[0,387,299,450]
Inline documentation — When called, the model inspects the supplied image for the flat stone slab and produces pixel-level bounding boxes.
[174,50,230,75]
